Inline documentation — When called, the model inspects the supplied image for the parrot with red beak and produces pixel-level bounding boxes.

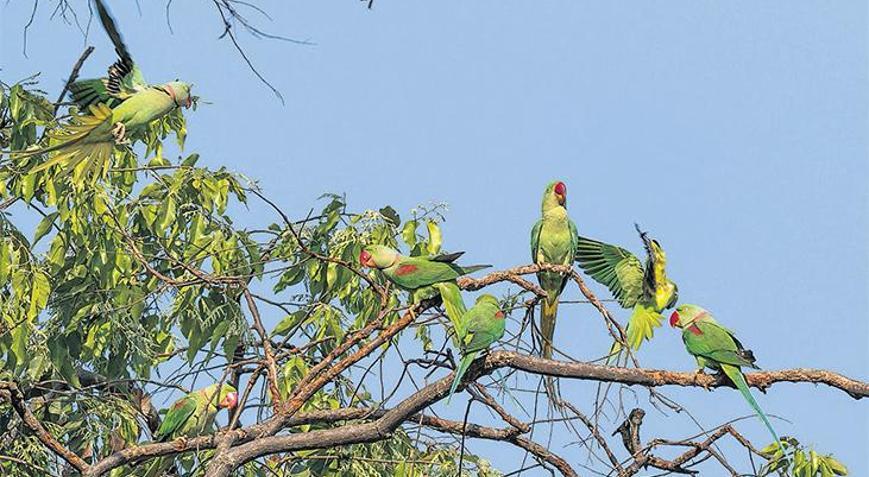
[530,180,578,359]
[575,224,678,358]
[669,304,782,448]
[359,245,490,336]
[144,383,238,476]
[13,0,195,178]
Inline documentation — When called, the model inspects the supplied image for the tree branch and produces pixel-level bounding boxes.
[0,382,89,473]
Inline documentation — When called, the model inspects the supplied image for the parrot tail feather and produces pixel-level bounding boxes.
[21,103,115,175]
[625,304,663,351]
[721,364,783,450]
[433,282,467,343]
[447,351,478,404]
[540,298,558,360]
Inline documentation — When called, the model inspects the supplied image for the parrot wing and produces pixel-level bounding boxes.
[575,235,644,308]
[429,251,464,263]
[70,0,147,109]
[154,395,197,441]
[681,321,757,368]
[530,219,542,263]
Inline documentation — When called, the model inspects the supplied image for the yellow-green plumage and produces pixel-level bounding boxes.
[671,305,782,450]
[447,294,505,403]
[530,181,578,359]
[11,0,193,179]
[575,225,677,355]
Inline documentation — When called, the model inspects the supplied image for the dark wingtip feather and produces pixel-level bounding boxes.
[93,0,133,64]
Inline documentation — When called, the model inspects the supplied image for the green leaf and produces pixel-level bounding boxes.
[33,212,58,245]
[401,220,417,248]
[426,220,442,255]
[28,270,50,320]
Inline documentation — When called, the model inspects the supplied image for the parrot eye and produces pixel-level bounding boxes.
[554,182,566,196]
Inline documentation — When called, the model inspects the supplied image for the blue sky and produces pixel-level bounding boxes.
[2,1,867,475]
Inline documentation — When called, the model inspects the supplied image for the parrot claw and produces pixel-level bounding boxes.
[111,122,129,144]
[173,436,188,450]
[694,369,712,391]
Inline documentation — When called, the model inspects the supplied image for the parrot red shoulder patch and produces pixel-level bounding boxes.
[687,324,703,336]
[395,264,418,276]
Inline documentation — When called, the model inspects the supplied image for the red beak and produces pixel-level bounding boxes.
[669,311,680,327]
[222,391,239,409]
[359,250,372,267]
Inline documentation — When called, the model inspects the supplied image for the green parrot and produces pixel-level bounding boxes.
[359,245,490,336]
[575,224,678,356]
[669,304,781,448]
[530,180,578,359]
[14,0,194,178]
[144,384,238,477]
[447,294,506,403]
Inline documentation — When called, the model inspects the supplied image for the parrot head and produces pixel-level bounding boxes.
[542,180,568,210]
[359,245,400,269]
[669,304,709,328]
[162,81,194,109]
[475,294,503,314]
[217,384,239,410]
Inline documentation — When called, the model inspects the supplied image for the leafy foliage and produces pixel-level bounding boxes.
[0,78,497,476]
[760,439,848,477]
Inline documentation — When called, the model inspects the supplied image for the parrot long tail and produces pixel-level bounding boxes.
[433,282,467,343]
[15,103,115,176]
[721,364,783,449]
[540,297,558,360]
[447,351,478,404]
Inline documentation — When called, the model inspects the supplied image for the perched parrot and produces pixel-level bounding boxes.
[575,224,678,356]
[669,304,781,447]
[530,180,578,359]
[447,294,506,403]
[144,384,238,477]
[359,245,489,335]
[13,0,194,177]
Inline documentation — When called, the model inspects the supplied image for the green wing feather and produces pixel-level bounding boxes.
[682,321,757,369]
[447,303,505,403]
[575,235,644,308]
[530,219,542,263]
[429,251,464,263]
[69,0,147,111]
[155,395,197,441]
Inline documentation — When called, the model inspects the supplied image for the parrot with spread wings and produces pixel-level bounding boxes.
[575,224,677,358]
[12,0,194,178]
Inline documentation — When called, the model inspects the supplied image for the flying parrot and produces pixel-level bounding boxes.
[575,224,678,357]
[12,0,194,178]
[359,245,489,336]
[530,180,578,359]
[669,304,782,448]
[144,384,238,477]
[447,294,506,403]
